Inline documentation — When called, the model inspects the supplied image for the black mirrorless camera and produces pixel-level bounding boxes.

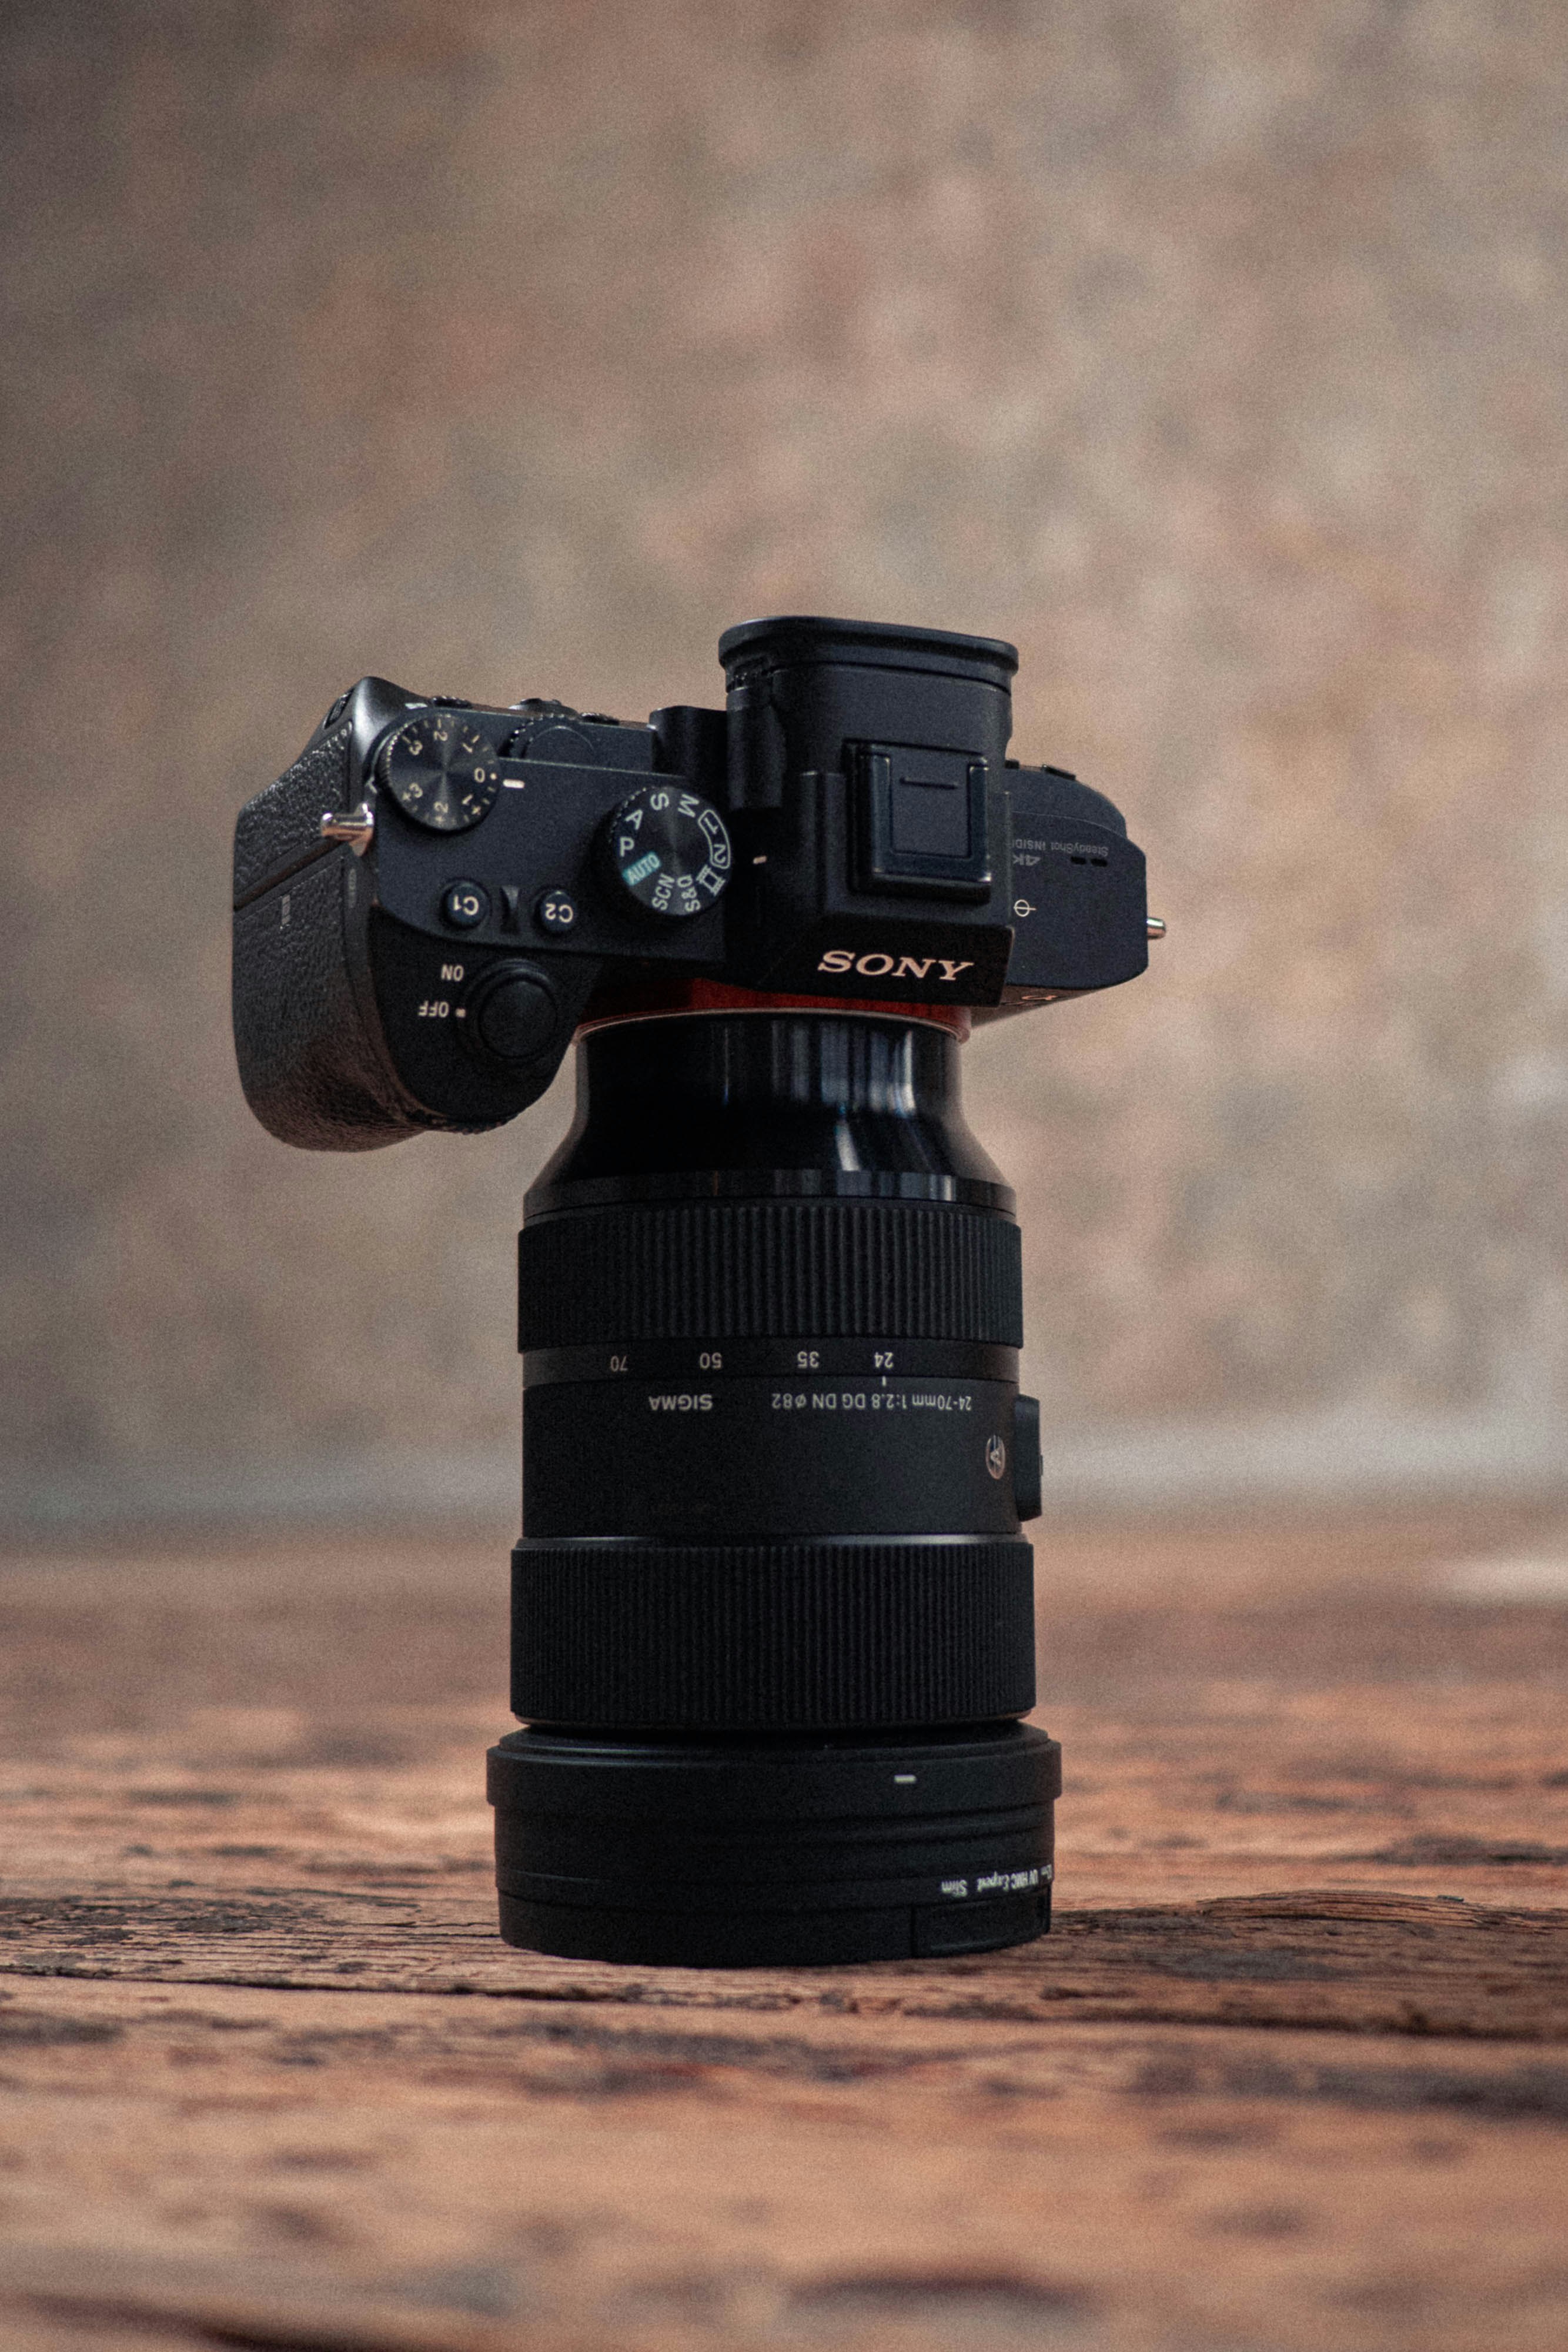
[233,616,1155,1967]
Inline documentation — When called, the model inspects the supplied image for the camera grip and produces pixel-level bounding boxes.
[232,848,427,1149]
[233,721,356,906]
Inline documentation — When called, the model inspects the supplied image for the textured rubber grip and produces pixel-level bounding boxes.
[233,724,353,906]
[232,852,424,1150]
[511,1535,1036,1729]
[517,1200,1024,1349]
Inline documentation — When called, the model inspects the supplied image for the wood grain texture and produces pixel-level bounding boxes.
[0,1516,1564,2350]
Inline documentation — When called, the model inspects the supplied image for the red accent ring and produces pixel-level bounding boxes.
[577,974,972,1039]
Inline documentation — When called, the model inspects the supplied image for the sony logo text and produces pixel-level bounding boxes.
[817,951,975,982]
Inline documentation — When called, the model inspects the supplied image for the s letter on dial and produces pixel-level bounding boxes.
[601,783,733,921]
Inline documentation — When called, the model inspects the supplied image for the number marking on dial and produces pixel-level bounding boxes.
[380,717,503,833]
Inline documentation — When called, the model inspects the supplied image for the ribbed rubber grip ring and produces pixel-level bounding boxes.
[511,1536,1037,1730]
[517,1201,1022,1350]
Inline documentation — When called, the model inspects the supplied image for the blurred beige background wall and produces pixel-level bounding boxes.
[3,0,1566,1529]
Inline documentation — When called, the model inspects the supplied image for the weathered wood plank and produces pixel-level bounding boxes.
[0,1517,1564,2350]
[0,1977,1564,2352]
[3,1524,1565,1919]
[1,1883,1564,2040]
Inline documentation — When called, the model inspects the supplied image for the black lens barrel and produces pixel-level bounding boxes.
[522,1004,1014,1217]
[517,1197,1023,1350]
[492,1005,1055,1966]
[491,1722,1059,1968]
[513,1536,1035,1730]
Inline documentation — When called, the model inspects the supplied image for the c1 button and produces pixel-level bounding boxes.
[441,880,490,930]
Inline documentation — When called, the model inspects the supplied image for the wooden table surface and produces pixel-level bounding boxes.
[0,1510,1564,2352]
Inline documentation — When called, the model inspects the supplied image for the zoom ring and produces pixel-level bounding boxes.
[517,1201,1023,1349]
[512,1536,1037,1729]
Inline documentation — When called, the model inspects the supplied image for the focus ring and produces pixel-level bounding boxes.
[517,1201,1022,1349]
[511,1536,1036,1730]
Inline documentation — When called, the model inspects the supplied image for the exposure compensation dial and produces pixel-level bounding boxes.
[600,783,733,921]
[377,711,503,833]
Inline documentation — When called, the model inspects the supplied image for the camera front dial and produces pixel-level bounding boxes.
[377,711,503,833]
[600,783,733,921]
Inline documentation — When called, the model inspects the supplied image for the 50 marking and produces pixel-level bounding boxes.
[606,1351,723,1373]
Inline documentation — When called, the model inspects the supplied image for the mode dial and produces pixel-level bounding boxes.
[377,711,502,833]
[600,783,733,921]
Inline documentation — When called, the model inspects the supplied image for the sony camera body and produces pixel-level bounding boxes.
[233,617,1156,1969]
[232,617,1149,1148]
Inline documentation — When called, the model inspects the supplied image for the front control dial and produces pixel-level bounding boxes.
[600,783,733,921]
[377,711,502,833]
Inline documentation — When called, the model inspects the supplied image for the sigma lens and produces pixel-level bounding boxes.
[487,1000,1059,1966]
